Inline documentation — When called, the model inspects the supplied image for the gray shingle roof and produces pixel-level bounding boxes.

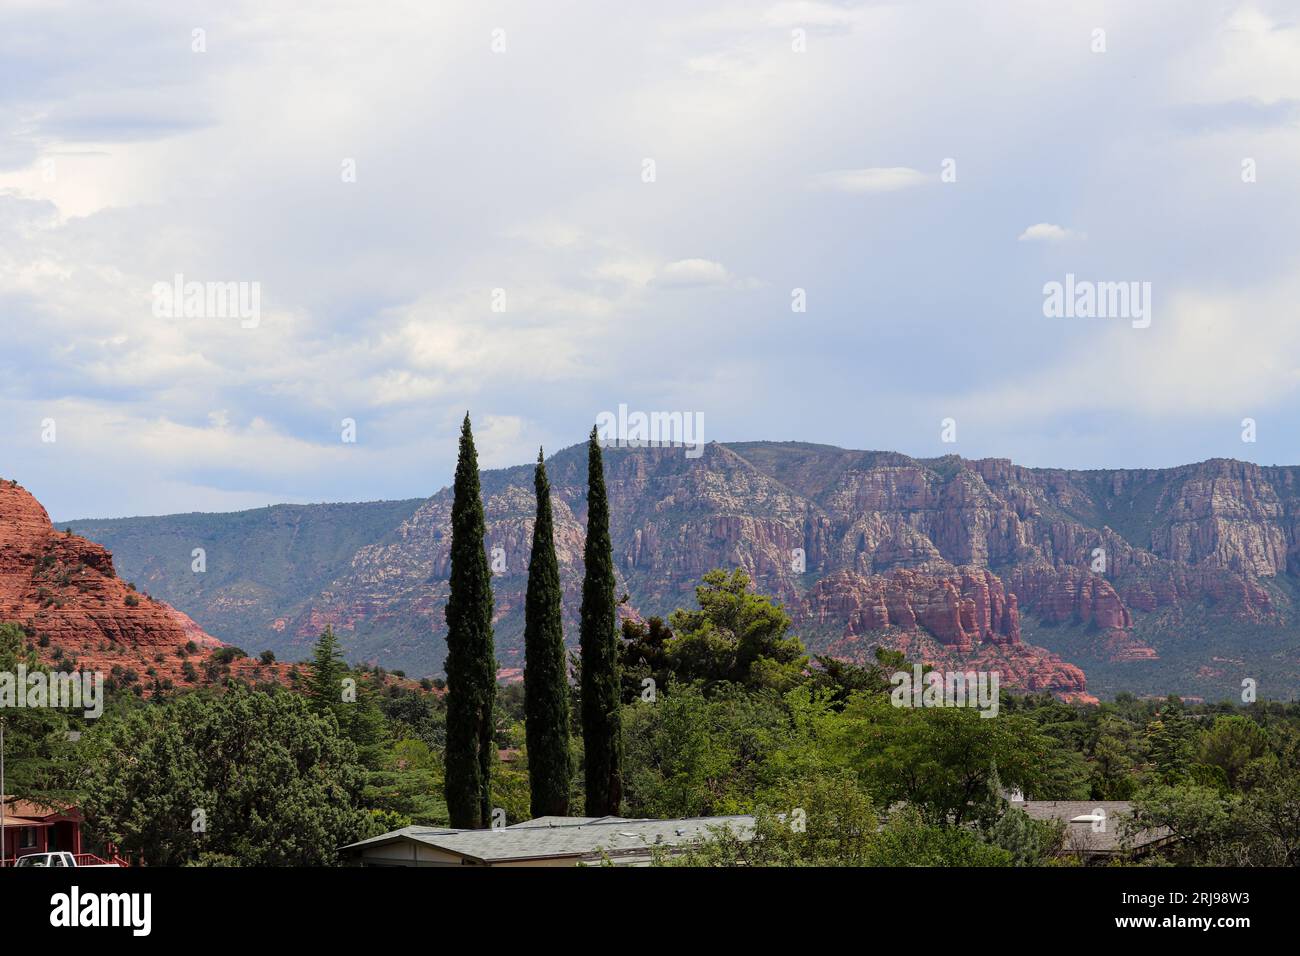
[1018,800,1172,854]
[506,816,608,829]
[341,815,755,863]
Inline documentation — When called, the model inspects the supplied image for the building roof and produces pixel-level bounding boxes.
[341,815,755,864]
[0,796,76,822]
[505,815,606,828]
[1018,800,1172,855]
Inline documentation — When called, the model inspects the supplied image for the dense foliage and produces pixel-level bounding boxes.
[0,622,78,806]
[6,564,1300,866]
[79,689,368,866]
[613,571,1300,866]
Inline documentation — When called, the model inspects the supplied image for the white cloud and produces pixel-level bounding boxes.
[957,268,1300,422]
[1017,223,1084,242]
[811,167,930,193]
[592,258,659,286]
[474,414,533,469]
[503,220,588,250]
[653,258,733,288]
[763,2,871,29]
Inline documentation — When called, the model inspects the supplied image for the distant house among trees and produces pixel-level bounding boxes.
[1017,800,1175,862]
[0,796,123,866]
[340,815,755,867]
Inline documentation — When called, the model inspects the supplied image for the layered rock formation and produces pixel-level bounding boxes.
[804,569,1021,651]
[823,627,1094,705]
[0,478,223,688]
[275,444,1125,697]
[71,443,1300,700]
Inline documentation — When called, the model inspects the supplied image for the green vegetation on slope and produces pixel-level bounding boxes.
[69,498,423,655]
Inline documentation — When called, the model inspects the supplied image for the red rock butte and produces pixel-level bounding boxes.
[807,568,1095,704]
[0,478,223,688]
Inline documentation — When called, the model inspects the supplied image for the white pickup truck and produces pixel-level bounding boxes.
[13,851,120,868]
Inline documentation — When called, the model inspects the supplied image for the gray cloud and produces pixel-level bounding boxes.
[1,0,1299,518]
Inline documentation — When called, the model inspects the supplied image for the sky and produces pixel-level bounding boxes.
[2,0,1299,520]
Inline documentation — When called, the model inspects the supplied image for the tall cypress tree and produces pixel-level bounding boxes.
[443,413,496,828]
[579,426,622,815]
[523,448,571,817]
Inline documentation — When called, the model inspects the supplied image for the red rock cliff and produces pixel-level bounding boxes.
[0,479,223,688]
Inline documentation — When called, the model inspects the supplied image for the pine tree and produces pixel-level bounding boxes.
[579,426,622,815]
[302,626,390,769]
[1148,701,1195,786]
[443,414,497,828]
[524,448,571,817]
[304,625,348,727]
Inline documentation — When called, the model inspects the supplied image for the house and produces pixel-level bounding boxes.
[341,814,755,867]
[1,795,86,866]
[1017,800,1176,861]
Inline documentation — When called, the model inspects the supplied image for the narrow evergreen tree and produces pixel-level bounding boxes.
[524,448,571,817]
[579,426,623,815]
[304,625,348,726]
[301,626,389,767]
[443,414,496,828]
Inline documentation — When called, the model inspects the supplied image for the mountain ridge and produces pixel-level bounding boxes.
[64,442,1300,700]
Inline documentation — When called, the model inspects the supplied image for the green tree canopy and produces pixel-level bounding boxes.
[80,689,368,866]
[1197,714,1269,788]
[0,621,78,808]
[640,569,808,693]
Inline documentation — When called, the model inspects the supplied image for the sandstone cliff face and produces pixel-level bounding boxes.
[289,445,1102,695]
[804,569,1021,651]
[1148,460,1290,576]
[0,479,222,688]
[281,444,1300,697]
[72,443,1300,699]
[1004,567,1131,630]
[823,628,1094,705]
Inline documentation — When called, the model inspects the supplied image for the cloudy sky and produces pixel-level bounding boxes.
[2,0,1299,520]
